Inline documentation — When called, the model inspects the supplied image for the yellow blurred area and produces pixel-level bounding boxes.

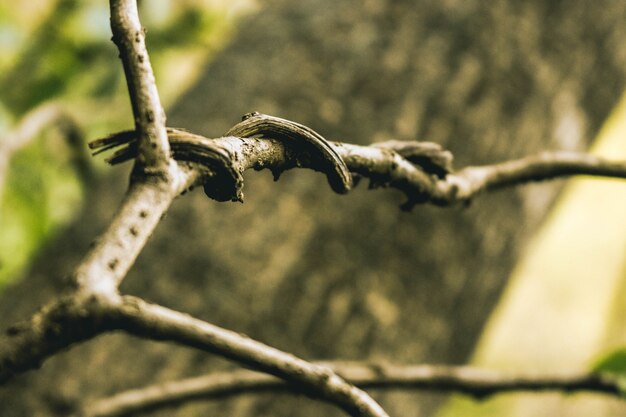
[437,92,626,416]
[0,1,54,69]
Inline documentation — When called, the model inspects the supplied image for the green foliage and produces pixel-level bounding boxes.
[0,132,83,286]
[0,0,249,288]
[594,349,626,374]
[0,0,228,115]
[593,348,626,395]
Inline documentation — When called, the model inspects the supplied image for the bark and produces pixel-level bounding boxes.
[2,0,626,416]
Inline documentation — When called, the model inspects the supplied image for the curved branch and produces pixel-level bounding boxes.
[1,280,390,417]
[105,296,389,417]
[109,0,170,171]
[0,294,119,384]
[82,362,621,417]
[0,165,199,381]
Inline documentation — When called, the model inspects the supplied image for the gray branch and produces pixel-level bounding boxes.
[0,293,388,417]
[108,296,389,417]
[109,0,170,171]
[82,362,621,417]
[0,165,198,383]
[70,167,199,293]
[0,294,111,384]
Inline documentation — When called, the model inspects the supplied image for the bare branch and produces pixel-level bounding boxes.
[90,120,626,210]
[1,259,388,417]
[0,102,92,197]
[0,294,119,384]
[4,3,624,415]
[109,0,170,171]
[83,362,621,416]
[0,126,385,416]
[3,10,388,417]
[0,162,198,383]
[448,151,626,201]
[71,166,199,294]
[106,296,389,417]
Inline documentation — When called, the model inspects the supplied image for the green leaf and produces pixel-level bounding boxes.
[593,348,626,374]
[591,348,626,396]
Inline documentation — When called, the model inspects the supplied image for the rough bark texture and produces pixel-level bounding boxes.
[2,0,626,416]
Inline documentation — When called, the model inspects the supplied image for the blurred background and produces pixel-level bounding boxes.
[0,0,255,287]
[1,0,626,416]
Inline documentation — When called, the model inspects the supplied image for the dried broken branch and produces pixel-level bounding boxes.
[83,362,622,417]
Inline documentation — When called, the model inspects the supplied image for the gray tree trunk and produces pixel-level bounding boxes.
[2,0,626,416]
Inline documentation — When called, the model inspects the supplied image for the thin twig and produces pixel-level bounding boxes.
[0,102,92,197]
[109,0,170,171]
[82,362,621,416]
[448,151,626,201]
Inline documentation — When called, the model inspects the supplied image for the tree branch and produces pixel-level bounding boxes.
[3,6,389,417]
[0,294,119,384]
[90,120,626,210]
[449,152,626,202]
[1,279,389,417]
[109,0,170,171]
[105,296,389,417]
[82,362,621,417]
[70,166,199,294]
[4,2,624,416]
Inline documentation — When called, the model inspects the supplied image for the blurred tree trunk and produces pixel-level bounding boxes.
[2,0,626,416]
